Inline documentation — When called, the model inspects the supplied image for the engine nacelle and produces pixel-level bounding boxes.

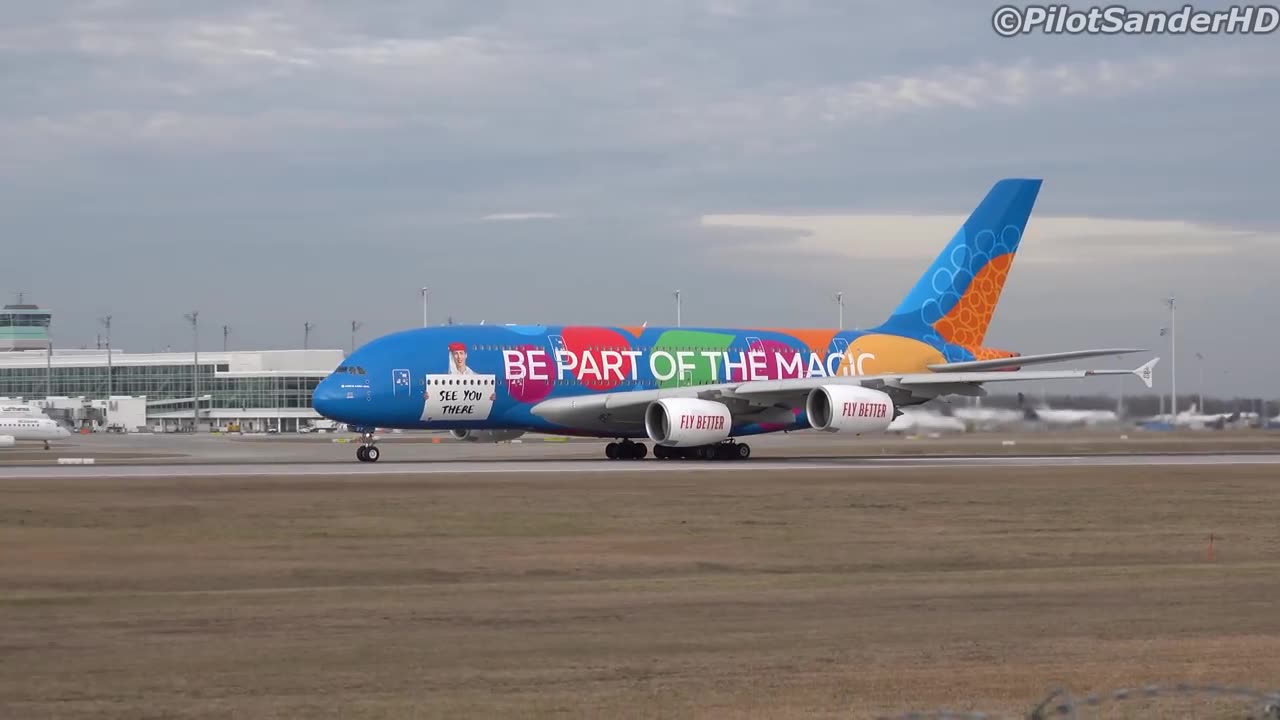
[0,435,14,448]
[449,429,526,443]
[805,385,897,434]
[644,398,733,447]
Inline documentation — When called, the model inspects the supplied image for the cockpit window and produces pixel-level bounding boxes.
[334,366,365,375]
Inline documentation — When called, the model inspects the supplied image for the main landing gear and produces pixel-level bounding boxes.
[604,440,752,461]
[605,439,647,460]
[355,431,379,462]
[655,440,751,461]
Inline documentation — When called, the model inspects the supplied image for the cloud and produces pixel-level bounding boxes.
[4,3,1272,158]
[700,213,1278,265]
[754,47,1276,133]
[480,212,561,222]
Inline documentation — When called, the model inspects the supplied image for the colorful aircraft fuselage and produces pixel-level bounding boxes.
[313,323,1015,436]
[312,178,1154,459]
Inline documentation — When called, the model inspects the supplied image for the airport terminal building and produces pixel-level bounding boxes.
[0,300,343,432]
[0,347,344,433]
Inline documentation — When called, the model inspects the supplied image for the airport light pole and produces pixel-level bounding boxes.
[351,320,362,355]
[222,324,230,352]
[98,315,112,400]
[184,311,199,431]
[304,322,315,350]
[674,290,681,327]
[835,292,844,330]
[1195,352,1205,411]
[420,287,429,327]
[1115,354,1125,418]
[1165,296,1176,417]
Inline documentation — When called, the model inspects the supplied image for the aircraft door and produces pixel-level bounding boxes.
[547,334,568,360]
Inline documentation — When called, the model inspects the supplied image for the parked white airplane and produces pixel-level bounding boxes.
[1017,393,1120,428]
[888,408,967,435]
[1025,406,1121,427]
[944,403,1023,431]
[1139,404,1240,430]
[0,416,72,449]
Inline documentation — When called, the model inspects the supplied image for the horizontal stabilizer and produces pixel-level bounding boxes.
[926,348,1147,373]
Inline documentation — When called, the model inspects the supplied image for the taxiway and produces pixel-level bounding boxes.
[3,452,1280,479]
[3,426,1280,470]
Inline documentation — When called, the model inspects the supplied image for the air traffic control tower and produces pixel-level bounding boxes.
[0,297,52,352]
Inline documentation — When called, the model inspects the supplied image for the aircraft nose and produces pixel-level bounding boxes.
[312,376,343,420]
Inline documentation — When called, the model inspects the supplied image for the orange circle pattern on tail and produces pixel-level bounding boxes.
[933,252,1014,348]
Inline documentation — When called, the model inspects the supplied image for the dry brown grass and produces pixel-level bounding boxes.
[2,465,1279,718]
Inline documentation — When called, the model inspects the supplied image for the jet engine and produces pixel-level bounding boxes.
[805,385,897,434]
[449,429,526,443]
[644,398,732,447]
[0,436,14,448]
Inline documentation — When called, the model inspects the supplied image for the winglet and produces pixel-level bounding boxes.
[1133,357,1159,389]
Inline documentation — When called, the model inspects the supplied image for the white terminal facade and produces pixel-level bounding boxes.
[0,301,343,432]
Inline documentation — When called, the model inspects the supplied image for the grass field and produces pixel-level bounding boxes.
[3,464,1279,718]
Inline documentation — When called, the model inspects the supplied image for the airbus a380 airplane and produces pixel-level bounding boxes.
[313,178,1159,462]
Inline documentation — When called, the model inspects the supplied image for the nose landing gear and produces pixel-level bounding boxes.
[355,432,379,462]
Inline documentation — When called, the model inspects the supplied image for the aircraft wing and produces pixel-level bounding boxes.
[925,348,1146,373]
[725,358,1157,404]
[530,357,1159,430]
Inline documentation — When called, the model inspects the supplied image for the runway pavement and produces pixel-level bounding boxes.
[3,452,1280,479]
[3,428,1280,476]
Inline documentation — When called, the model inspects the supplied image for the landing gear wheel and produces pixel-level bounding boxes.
[355,430,379,462]
[606,440,648,460]
[654,445,670,460]
[735,443,751,460]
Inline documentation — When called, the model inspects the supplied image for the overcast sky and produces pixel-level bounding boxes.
[2,1,1277,397]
